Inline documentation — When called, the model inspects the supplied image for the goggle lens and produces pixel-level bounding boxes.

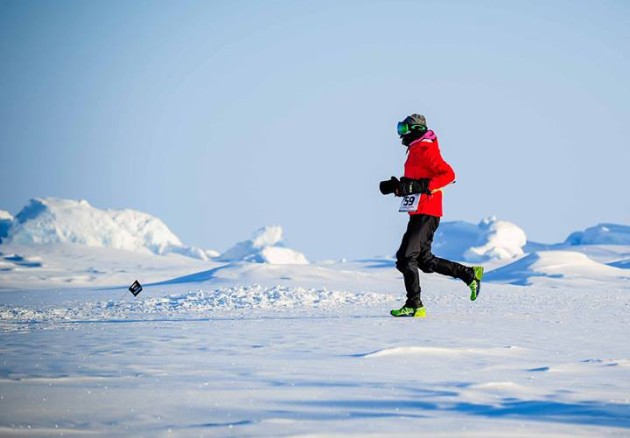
[397,122,411,136]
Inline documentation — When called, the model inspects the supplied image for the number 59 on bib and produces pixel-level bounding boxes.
[399,194,420,212]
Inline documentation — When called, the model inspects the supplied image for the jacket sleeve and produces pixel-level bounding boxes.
[426,146,455,192]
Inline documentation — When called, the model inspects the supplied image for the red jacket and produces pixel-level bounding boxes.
[403,131,455,217]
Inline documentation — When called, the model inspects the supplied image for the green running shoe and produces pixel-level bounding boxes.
[390,306,426,318]
[468,266,484,301]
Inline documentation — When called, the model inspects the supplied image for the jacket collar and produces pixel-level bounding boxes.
[408,130,437,148]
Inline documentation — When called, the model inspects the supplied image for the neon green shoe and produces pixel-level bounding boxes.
[468,266,484,301]
[390,306,426,318]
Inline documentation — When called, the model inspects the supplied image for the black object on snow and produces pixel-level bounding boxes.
[129,280,143,297]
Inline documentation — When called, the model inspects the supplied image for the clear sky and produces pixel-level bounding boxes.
[1,0,629,260]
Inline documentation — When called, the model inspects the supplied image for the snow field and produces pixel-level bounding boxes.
[1,281,629,436]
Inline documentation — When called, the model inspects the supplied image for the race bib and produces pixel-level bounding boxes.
[399,194,420,212]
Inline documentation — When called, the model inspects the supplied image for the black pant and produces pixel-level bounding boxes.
[396,214,474,308]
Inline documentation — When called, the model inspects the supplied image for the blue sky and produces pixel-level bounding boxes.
[1,0,628,260]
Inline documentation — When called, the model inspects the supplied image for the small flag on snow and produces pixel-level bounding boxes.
[129,280,143,297]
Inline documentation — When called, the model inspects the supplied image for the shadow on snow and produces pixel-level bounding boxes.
[290,397,630,429]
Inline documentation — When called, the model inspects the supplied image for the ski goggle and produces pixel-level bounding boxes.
[397,122,426,136]
[397,122,412,136]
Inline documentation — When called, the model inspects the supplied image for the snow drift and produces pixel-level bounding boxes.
[2,198,211,260]
[485,250,630,285]
[609,258,630,269]
[433,216,526,262]
[219,226,308,264]
[0,285,390,325]
[565,223,630,246]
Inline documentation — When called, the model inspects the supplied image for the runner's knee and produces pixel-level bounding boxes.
[396,257,418,273]
[417,251,437,273]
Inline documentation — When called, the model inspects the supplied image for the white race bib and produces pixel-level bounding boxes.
[399,194,420,212]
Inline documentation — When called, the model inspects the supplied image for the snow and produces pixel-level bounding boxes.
[0,210,12,243]
[525,223,630,269]
[565,223,630,245]
[434,216,526,262]
[485,250,630,286]
[1,201,629,435]
[0,286,392,325]
[0,275,628,436]
[219,225,308,264]
[610,258,630,269]
[3,198,213,260]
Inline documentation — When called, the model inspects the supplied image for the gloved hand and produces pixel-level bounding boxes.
[379,176,399,195]
[396,177,431,197]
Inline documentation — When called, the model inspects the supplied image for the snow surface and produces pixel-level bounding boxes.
[219,226,308,265]
[0,268,628,436]
[610,258,630,269]
[434,216,526,262]
[485,250,630,286]
[1,201,629,435]
[0,243,218,291]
